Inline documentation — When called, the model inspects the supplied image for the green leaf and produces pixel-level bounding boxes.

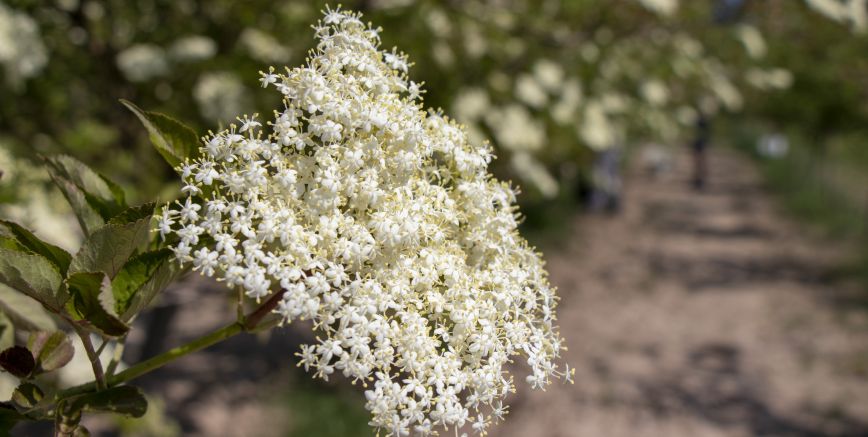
[108,202,155,226]
[0,403,26,434]
[65,385,148,418]
[0,312,12,352]
[65,272,129,337]
[69,204,153,279]
[112,249,180,321]
[0,346,35,378]
[121,99,200,169]
[0,221,71,274]
[0,285,57,332]
[0,247,67,313]
[27,331,74,373]
[44,155,127,235]
[11,383,43,410]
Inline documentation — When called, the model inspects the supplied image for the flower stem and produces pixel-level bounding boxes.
[243,288,286,330]
[73,326,106,390]
[109,321,243,385]
[55,289,287,400]
[105,335,127,378]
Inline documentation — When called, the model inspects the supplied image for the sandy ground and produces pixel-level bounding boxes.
[493,149,868,437]
[60,148,868,437]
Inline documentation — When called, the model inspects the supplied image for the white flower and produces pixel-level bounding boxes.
[452,88,490,123]
[532,59,565,93]
[168,35,217,62]
[162,8,566,436]
[0,3,47,87]
[735,25,767,59]
[484,104,545,152]
[580,100,619,151]
[193,72,252,123]
[637,0,679,16]
[116,44,169,82]
[640,80,669,106]
[515,74,548,109]
[239,28,291,64]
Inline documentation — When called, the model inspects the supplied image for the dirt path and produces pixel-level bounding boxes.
[494,149,868,437]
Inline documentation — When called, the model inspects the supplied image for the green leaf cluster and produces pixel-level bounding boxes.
[0,100,200,435]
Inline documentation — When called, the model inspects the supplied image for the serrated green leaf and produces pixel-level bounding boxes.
[0,346,35,378]
[0,312,12,352]
[65,272,129,337]
[111,249,179,321]
[44,173,104,236]
[122,257,184,323]
[0,285,57,332]
[11,383,43,410]
[108,202,155,226]
[0,247,67,313]
[121,99,200,169]
[65,385,147,418]
[0,221,71,274]
[27,331,74,373]
[44,155,127,235]
[69,206,153,279]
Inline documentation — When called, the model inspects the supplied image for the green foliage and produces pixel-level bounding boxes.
[114,395,180,437]
[68,203,154,279]
[121,100,200,169]
[11,383,44,410]
[28,331,75,373]
[0,247,67,313]
[65,272,129,337]
[44,155,127,235]
[0,221,71,274]
[62,386,148,419]
[0,404,27,434]
[113,249,180,322]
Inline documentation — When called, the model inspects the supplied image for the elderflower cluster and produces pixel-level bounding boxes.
[159,7,568,436]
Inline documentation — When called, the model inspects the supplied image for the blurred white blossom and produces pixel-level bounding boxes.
[735,24,767,59]
[551,79,583,125]
[452,88,491,123]
[168,35,217,63]
[637,0,679,16]
[193,71,252,124]
[116,44,169,82]
[431,41,455,67]
[515,74,549,109]
[640,80,669,107]
[746,67,794,90]
[238,28,291,64]
[511,152,558,198]
[0,3,48,87]
[485,104,546,152]
[805,0,868,31]
[532,59,565,93]
[580,100,620,151]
